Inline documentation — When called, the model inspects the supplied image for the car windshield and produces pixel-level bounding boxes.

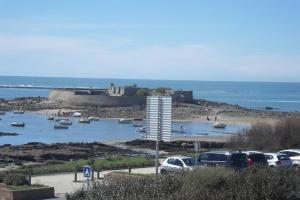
[182,158,196,166]
[277,155,290,160]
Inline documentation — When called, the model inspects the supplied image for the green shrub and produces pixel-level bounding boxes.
[66,167,300,200]
[3,173,29,186]
[136,88,149,96]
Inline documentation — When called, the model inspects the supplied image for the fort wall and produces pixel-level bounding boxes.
[49,89,146,107]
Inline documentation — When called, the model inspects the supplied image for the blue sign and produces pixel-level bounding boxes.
[83,165,92,178]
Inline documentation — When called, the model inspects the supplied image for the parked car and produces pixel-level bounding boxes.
[197,151,230,167]
[197,151,248,170]
[264,153,292,168]
[242,151,268,167]
[278,149,300,167]
[229,152,249,170]
[160,156,196,174]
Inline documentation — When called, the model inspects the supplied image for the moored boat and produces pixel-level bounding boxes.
[13,111,25,114]
[54,124,69,129]
[88,116,100,121]
[55,118,69,122]
[118,118,132,124]
[133,124,143,127]
[73,112,82,117]
[48,116,55,120]
[79,118,91,123]
[138,127,146,133]
[11,122,25,127]
[59,120,72,125]
[213,122,227,129]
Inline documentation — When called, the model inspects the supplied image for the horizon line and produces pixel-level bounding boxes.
[0,74,299,84]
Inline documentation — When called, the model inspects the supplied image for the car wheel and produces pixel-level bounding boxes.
[160,169,167,174]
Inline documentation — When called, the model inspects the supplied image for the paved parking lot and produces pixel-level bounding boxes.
[32,167,158,199]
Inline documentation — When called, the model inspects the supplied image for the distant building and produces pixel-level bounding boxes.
[108,83,139,96]
[165,89,193,103]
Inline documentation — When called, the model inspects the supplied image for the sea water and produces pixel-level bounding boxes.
[0,76,300,112]
[0,112,247,145]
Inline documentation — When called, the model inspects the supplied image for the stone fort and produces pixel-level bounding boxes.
[49,83,193,107]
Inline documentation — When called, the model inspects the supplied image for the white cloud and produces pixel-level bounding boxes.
[0,34,299,81]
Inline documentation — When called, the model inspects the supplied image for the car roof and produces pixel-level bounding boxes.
[278,149,300,153]
[202,151,230,155]
[167,156,193,159]
[265,153,286,156]
[279,149,300,152]
[242,151,263,155]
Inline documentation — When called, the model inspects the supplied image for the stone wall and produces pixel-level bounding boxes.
[0,187,54,200]
[49,89,146,107]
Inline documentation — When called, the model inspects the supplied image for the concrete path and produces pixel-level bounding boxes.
[32,167,157,199]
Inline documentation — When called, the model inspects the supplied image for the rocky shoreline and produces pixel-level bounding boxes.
[1,97,299,123]
[0,142,138,165]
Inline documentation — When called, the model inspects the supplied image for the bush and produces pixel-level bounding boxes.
[228,118,300,151]
[66,174,182,200]
[136,89,149,96]
[3,173,29,186]
[66,167,300,200]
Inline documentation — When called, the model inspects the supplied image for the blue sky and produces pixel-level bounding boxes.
[0,0,299,81]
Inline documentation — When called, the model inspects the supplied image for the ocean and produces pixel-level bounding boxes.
[0,76,300,112]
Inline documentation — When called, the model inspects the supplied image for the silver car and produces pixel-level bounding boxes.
[264,153,292,168]
[160,156,196,174]
[278,149,300,167]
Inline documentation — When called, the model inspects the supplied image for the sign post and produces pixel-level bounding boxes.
[83,165,92,189]
[146,96,172,174]
[193,140,201,166]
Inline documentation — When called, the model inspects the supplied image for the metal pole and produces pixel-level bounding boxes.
[155,135,159,174]
[74,166,77,182]
[155,97,162,175]
[195,142,198,166]
[87,177,90,189]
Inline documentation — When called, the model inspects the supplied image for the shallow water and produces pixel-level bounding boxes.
[0,112,248,145]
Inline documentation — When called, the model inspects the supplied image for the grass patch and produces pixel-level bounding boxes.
[10,156,154,176]
[112,171,153,177]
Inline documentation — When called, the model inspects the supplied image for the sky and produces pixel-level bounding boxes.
[0,0,299,82]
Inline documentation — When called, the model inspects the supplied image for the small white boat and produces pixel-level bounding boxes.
[213,122,227,129]
[13,111,25,114]
[88,116,100,121]
[55,118,69,122]
[133,124,143,127]
[118,118,132,124]
[54,124,69,129]
[59,120,72,125]
[79,118,90,123]
[138,127,146,133]
[11,122,25,127]
[0,111,5,115]
[48,116,54,120]
[73,112,82,117]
